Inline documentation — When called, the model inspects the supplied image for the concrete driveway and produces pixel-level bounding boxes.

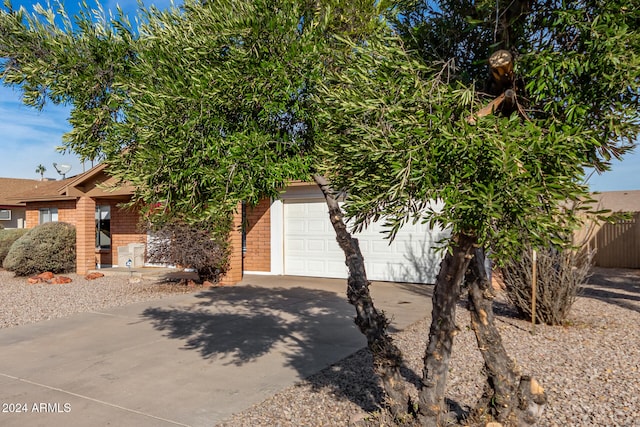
[0,275,432,427]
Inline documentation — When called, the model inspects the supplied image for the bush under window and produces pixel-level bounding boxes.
[0,228,28,264]
[3,222,76,276]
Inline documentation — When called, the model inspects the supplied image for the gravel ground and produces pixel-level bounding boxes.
[1,267,639,426]
[0,270,198,329]
[218,268,640,427]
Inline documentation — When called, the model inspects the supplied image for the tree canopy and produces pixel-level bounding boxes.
[2,0,639,424]
[0,0,385,223]
[316,0,640,259]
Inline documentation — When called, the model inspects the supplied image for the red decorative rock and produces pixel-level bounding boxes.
[27,277,42,284]
[85,272,105,280]
[51,276,72,284]
[37,272,55,280]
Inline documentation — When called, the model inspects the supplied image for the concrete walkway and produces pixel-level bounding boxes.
[0,275,433,427]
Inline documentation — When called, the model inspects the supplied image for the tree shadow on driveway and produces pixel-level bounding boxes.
[141,283,399,412]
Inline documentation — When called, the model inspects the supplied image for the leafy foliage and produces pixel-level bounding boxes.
[3,222,76,276]
[0,0,380,226]
[0,1,137,163]
[0,228,28,264]
[316,1,640,258]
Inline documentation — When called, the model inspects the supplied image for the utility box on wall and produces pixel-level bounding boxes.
[117,243,146,268]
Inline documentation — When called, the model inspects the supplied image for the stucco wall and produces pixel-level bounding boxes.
[0,206,26,229]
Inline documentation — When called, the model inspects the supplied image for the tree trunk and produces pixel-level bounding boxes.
[417,233,477,426]
[312,174,411,421]
[467,248,547,426]
[488,49,514,94]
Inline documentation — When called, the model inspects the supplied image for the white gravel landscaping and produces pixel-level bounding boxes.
[1,267,638,426]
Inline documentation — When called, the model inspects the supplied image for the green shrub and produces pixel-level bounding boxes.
[0,228,28,264]
[502,245,592,326]
[3,222,76,276]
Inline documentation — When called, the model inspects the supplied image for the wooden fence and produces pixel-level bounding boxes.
[588,212,640,269]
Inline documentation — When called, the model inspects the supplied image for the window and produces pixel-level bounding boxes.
[96,205,111,249]
[39,208,58,224]
[0,209,10,220]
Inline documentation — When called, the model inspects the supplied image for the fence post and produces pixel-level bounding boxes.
[531,249,537,334]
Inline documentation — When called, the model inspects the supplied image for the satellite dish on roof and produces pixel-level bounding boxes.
[53,163,72,179]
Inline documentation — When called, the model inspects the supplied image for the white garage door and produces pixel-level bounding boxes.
[284,199,445,284]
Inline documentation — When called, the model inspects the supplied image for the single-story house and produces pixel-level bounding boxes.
[583,190,640,269]
[11,164,446,285]
[12,164,148,274]
[0,177,46,229]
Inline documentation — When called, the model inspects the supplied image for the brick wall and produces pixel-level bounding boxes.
[244,199,271,272]
[25,200,77,228]
[75,197,96,275]
[25,198,147,272]
[108,202,146,266]
[220,204,243,285]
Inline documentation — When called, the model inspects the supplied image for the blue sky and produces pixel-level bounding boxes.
[0,0,175,180]
[0,1,638,190]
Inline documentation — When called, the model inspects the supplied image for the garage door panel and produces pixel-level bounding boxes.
[287,219,305,233]
[287,239,304,251]
[284,199,443,283]
[306,219,325,233]
[369,240,394,254]
[306,260,327,274]
[287,203,307,215]
[306,239,326,252]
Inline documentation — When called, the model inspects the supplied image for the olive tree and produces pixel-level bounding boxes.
[0,0,410,419]
[2,0,638,425]
[316,1,639,425]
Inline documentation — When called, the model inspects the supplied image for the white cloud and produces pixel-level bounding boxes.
[0,86,83,179]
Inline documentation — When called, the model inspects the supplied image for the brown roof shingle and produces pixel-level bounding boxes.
[13,176,79,202]
[0,178,47,206]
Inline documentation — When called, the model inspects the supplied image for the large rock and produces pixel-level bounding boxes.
[36,271,54,280]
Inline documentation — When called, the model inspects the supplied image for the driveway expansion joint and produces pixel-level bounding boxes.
[0,372,190,427]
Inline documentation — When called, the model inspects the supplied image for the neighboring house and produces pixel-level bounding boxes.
[584,190,640,269]
[0,177,46,229]
[12,164,446,285]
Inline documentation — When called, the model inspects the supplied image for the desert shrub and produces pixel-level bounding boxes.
[3,222,76,276]
[146,220,230,283]
[502,245,592,325]
[0,228,28,264]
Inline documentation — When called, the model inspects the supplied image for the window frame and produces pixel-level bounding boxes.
[95,204,111,249]
[39,207,59,224]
